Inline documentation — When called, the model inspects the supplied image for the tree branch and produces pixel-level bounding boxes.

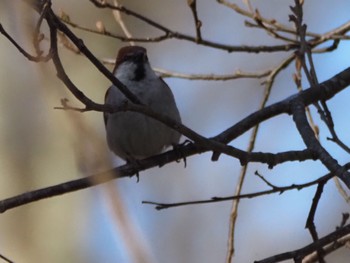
[255,223,350,263]
[292,99,350,188]
[142,165,349,210]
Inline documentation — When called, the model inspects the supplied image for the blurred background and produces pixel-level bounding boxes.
[0,0,350,262]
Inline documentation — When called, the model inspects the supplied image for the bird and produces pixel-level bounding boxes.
[104,46,182,163]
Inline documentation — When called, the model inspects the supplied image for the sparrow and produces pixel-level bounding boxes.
[104,46,181,162]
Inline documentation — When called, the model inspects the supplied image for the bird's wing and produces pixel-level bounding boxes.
[104,86,113,126]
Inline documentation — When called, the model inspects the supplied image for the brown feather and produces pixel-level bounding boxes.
[112,46,147,75]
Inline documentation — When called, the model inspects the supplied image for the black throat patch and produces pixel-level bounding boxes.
[133,62,145,81]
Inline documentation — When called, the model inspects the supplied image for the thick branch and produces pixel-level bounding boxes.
[212,66,350,160]
[255,223,350,263]
[292,100,350,188]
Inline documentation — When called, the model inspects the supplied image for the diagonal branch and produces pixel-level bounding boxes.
[292,99,350,188]
[255,223,350,263]
[46,8,141,104]
[212,66,350,159]
[0,23,51,62]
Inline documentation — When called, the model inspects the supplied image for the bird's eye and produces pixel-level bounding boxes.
[123,51,147,63]
[124,54,134,60]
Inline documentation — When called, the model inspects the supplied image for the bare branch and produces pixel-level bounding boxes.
[0,253,14,263]
[187,0,202,42]
[89,0,298,53]
[142,167,338,210]
[101,58,272,80]
[212,66,350,160]
[302,234,350,263]
[0,23,51,62]
[154,68,271,81]
[256,223,350,263]
[112,0,135,46]
[305,183,326,263]
[60,16,168,42]
[292,99,350,188]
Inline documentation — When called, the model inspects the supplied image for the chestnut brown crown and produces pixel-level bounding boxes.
[113,46,148,74]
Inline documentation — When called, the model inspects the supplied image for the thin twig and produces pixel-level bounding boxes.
[213,54,296,161]
[89,0,298,53]
[33,0,51,56]
[225,163,249,263]
[60,16,168,42]
[112,0,135,46]
[142,170,335,210]
[187,0,202,42]
[154,67,271,80]
[305,183,326,263]
[225,43,287,263]
[0,23,51,62]
[101,57,272,80]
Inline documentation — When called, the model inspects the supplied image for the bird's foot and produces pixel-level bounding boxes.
[172,140,192,168]
[126,157,141,182]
